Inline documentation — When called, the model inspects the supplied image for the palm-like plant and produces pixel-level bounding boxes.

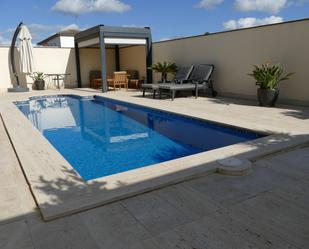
[28,72,48,81]
[249,62,294,90]
[28,72,48,90]
[149,62,178,82]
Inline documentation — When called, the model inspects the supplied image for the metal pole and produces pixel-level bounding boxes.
[146,35,153,83]
[10,22,23,86]
[8,22,29,92]
[74,41,82,88]
[115,45,120,71]
[99,28,108,92]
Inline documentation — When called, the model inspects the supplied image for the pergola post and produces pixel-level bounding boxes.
[146,34,153,83]
[99,28,108,92]
[115,45,120,71]
[75,42,82,88]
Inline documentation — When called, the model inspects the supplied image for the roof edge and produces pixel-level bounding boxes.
[37,33,60,45]
[37,29,79,45]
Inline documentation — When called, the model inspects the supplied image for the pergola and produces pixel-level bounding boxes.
[74,25,153,92]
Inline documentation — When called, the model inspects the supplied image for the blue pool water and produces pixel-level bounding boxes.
[15,95,263,180]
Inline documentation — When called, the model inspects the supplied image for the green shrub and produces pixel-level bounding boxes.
[249,62,294,90]
[149,62,177,82]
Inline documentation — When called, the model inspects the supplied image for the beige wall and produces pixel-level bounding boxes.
[0,46,16,90]
[0,46,77,91]
[1,20,308,105]
[79,46,147,86]
[153,20,309,105]
[79,48,116,87]
[119,45,146,79]
[34,47,77,88]
[0,46,117,90]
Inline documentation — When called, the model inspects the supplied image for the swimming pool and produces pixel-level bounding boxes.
[15,95,263,180]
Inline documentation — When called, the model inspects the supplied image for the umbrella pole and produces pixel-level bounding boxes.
[8,21,29,92]
[11,22,23,86]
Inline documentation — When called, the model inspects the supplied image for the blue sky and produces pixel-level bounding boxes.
[0,0,308,44]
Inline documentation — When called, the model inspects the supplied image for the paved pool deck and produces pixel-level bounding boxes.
[0,88,309,248]
[2,88,309,134]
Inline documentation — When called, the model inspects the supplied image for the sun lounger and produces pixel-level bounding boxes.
[158,64,216,101]
[141,65,194,98]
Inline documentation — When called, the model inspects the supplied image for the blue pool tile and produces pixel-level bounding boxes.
[15,95,264,180]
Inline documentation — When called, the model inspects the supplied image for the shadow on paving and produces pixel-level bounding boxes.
[27,133,309,221]
[282,109,309,120]
[1,131,309,249]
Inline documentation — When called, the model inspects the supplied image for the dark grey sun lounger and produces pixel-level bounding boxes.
[158,64,216,101]
[141,64,194,98]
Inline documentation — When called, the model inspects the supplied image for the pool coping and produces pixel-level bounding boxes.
[2,93,309,221]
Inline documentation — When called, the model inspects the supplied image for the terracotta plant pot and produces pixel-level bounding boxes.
[257,88,279,107]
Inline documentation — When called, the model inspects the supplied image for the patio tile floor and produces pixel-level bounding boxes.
[0,89,308,248]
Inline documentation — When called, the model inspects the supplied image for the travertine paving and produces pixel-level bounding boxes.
[1,89,309,220]
[0,89,309,248]
[0,120,308,248]
[1,88,309,134]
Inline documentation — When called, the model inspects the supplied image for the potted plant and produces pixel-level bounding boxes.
[149,62,177,83]
[29,72,48,90]
[249,62,294,107]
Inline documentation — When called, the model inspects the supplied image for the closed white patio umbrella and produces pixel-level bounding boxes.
[8,22,36,92]
[18,25,35,74]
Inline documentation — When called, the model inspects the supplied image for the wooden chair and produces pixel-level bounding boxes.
[89,70,102,89]
[127,70,140,89]
[108,71,129,90]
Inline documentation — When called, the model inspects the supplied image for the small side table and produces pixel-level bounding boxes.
[46,73,70,90]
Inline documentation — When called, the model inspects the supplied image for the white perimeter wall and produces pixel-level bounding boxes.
[0,46,141,91]
[119,45,146,79]
[0,46,77,90]
[0,47,116,90]
[79,48,116,87]
[0,19,308,105]
[153,19,309,105]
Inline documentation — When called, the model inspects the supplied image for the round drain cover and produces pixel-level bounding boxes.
[217,157,252,176]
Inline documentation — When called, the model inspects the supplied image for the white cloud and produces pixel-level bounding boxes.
[159,37,173,42]
[0,23,85,45]
[122,24,146,28]
[196,0,224,8]
[234,0,287,13]
[60,24,81,31]
[27,23,83,40]
[0,28,15,45]
[52,0,131,16]
[28,23,79,32]
[158,36,183,42]
[223,16,284,30]
[287,0,309,6]
[0,35,10,45]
